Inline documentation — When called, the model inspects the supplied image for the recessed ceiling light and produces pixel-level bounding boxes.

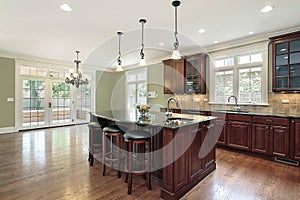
[158,42,165,46]
[248,31,254,35]
[60,3,72,12]
[261,5,274,13]
[198,28,206,34]
[213,41,218,44]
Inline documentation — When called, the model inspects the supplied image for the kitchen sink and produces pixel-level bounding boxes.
[164,117,194,126]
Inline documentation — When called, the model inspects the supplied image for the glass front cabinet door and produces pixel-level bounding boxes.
[270,31,300,92]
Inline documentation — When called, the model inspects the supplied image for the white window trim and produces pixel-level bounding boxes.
[209,42,269,106]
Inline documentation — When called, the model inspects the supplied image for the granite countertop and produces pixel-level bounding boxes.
[91,110,217,129]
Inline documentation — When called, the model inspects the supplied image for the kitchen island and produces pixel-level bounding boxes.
[91,110,218,200]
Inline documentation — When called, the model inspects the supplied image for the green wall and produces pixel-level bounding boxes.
[0,57,15,128]
[95,70,125,111]
[147,63,171,109]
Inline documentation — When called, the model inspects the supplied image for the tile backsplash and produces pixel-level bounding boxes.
[171,93,300,115]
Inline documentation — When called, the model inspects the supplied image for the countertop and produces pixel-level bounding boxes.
[166,108,300,119]
[91,110,217,129]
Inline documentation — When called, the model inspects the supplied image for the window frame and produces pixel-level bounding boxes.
[209,42,269,105]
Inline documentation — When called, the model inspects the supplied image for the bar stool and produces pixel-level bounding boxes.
[102,125,125,178]
[88,121,107,166]
[124,130,152,195]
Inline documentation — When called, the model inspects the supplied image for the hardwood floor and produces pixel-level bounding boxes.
[0,125,299,200]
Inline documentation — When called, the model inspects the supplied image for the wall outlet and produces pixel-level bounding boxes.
[193,98,200,102]
[7,97,14,102]
[282,99,289,104]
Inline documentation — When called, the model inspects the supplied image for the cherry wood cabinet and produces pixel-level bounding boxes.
[226,114,252,151]
[252,116,290,158]
[162,121,216,200]
[210,112,227,146]
[163,53,207,94]
[185,53,207,94]
[163,59,185,94]
[291,119,300,161]
[270,31,300,92]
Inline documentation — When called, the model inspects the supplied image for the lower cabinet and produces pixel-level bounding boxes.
[226,114,252,151]
[252,116,290,158]
[292,119,300,161]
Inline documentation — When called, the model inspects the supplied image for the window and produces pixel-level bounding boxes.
[125,68,147,119]
[210,43,268,104]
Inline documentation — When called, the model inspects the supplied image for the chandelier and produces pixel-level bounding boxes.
[65,50,89,88]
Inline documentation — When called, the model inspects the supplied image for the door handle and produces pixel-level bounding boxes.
[49,102,52,108]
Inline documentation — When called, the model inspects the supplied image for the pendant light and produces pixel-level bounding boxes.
[65,50,89,88]
[171,0,181,59]
[139,18,146,66]
[116,31,124,71]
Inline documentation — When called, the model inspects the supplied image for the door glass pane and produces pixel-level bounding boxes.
[276,77,288,88]
[275,66,289,76]
[290,64,300,76]
[290,40,300,52]
[51,82,71,125]
[276,54,289,65]
[22,80,46,127]
[290,52,300,64]
[75,84,92,123]
[276,42,288,54]
[290,77,300,88]
[137,83,147,105]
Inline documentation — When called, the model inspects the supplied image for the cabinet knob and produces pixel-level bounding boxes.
[291,120,295,123]
[266,119,273,123]
[266,126,269,129]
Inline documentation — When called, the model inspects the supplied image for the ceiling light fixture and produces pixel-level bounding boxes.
[214,41,218,44]
[60,3,72,12]
[198,28,206,34]
[116,32,124,71]
[261,5,274,13]
[139,19,147,66]
[171,0,181,59]
[248,31,254,35]
[65,51,88,88]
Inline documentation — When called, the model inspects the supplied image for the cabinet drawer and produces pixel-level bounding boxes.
[252,116,289,126]
[227,114,251,123]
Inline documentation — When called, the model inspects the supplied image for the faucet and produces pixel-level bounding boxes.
[167,97,179,116]
[227,95,240,111]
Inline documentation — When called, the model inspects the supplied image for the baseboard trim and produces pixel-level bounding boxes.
[0,127,16,134]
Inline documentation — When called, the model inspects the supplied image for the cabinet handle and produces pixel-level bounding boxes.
[270,127,273,130]
[227,122,231,125]
[266,119,273,123]
[266,126,269,129]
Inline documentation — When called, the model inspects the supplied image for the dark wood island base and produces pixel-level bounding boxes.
[161,123,216,200]
[91,111,217,200]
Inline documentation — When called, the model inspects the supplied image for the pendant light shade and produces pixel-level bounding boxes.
[139,18,147,66]
[116,31,124,71]
[171,0,181,59]
[65,51,89,88]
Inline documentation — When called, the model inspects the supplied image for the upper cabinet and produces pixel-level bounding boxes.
[270,31,300,92]
[163,59,185,94]
[185,53,207,94]
[163,53,208,94]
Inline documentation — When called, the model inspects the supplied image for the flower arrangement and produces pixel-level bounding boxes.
[136,104,150,115]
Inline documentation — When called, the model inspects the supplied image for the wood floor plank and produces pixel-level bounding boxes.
[0,125,299,200]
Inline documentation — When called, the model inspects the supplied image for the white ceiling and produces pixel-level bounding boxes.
[1,0,300,71]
